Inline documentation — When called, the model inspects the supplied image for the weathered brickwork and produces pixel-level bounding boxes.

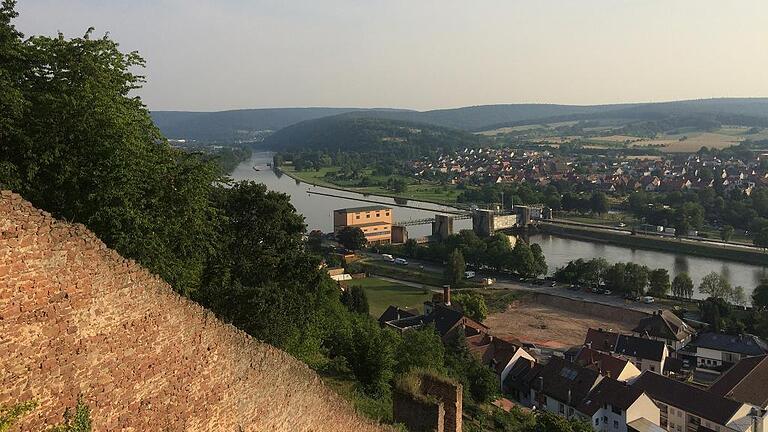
[392,372,462,432]
[0,191,387,432]
[420,375,462,432]
[392,390,444,432]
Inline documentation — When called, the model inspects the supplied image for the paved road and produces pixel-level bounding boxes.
[364,252,662,314]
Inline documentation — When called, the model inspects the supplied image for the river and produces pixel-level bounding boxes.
[232,152,768,299]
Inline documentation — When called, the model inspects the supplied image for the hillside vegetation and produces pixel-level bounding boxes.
[265,116,481,155]
[151,98,768,143]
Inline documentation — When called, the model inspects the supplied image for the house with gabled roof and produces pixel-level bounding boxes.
[633,309,695,351]
[631,371,759,432]
[709,354,768,412]
[468,334,535,388]
[576,377,660,432]
[690,332,768,374]
[575,347,642,382]
[614,334,668,375]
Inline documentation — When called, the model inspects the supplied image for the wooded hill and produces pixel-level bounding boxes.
[151,98,768,143]
[264,116,481,155]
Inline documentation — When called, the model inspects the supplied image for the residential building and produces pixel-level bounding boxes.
[468,334,535,387]
[614,335,669,374]
[710,355,768,413]
[333,205,392,244]
[631,371,757,432]
[577,377,660,432]
[584,329,669,375]
[575,347,642,382]
[691,333,768,374]
[633,310,695,351]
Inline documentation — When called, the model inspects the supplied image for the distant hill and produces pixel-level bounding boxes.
[151,98,768,143]
[264,116,480,154]
[151,107,410,142]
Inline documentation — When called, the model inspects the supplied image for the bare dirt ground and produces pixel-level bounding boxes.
[484,295,637,350]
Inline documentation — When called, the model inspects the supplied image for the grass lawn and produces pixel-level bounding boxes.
[347,277,433,318]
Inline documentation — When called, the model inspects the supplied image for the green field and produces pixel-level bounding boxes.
[347,277,433,318]
[281,165,462,204]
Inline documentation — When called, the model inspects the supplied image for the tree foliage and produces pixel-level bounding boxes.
[699,272,733,300]
[453,292,489,322]
[445,249,466,286]
[672,273,694,299]
[341,285,370,315]
[337,226,368,250]
[648,269,671,297]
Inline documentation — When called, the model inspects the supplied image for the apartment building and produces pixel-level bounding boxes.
[333,205,392,244]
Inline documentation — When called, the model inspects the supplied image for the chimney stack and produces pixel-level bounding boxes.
[443,285,451,306]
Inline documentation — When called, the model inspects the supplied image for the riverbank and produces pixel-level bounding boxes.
[278,165,465,208]
[539,220,768,266]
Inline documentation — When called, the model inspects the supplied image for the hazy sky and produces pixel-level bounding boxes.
[16,0,768,112]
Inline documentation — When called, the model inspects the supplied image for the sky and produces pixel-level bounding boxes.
[15,0,768,112]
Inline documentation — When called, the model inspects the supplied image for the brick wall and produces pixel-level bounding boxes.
[392,372,462,432]
[0,191,387,432]
[392,389,444,432]
[421,375,462,432]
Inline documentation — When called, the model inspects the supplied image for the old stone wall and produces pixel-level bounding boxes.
[392,390,444,432]
[420,376,462,432]
[0,191,387,432]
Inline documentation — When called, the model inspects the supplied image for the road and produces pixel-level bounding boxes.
[364,252,662,315]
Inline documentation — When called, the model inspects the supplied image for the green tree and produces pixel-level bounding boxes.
[624,263,649,296]
[672,273,694,299]
[604,262,628,293]
[731,286,746,306]
[199,182,335,359]
[720,225,734,242]
[699,272,732,300]
[453,292,488,322]
[530,411,593,432]
[445,249,466,286]
[590,192,609,215]
[752,279,768,309]
[511,241,536,277]
[755,227,768,248]
[0,12,221,296]
[648,268,671,297]
[403,238,419,258]
[341,285,369,315]
[530,243,548,277]
[466,361,500,403]
[347,315,397,396]
[387,177,407,193]
[395,325,445,374]
[337,226,367,250]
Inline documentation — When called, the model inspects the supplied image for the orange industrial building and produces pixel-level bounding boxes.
[333,205,393,245]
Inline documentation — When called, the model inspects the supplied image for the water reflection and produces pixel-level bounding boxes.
[529,234,767,300]
[232,152,767,299]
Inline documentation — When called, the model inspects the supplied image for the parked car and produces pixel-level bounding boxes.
[603,290,613,295]
[464,270,476,279]
[642,296,655,304]
[394,258,408,265]
[381,254,394,262]
[550,282,556,287]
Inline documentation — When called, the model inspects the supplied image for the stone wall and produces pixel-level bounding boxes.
[420,375,462,432]
[392,372,462,432]
[392,390,444,432]
[0,191,387,431]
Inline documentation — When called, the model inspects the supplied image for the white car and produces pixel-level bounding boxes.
[642,296,655,304]
[394,258,408,265]
[464,271,476,279]
[381,254,394,262]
